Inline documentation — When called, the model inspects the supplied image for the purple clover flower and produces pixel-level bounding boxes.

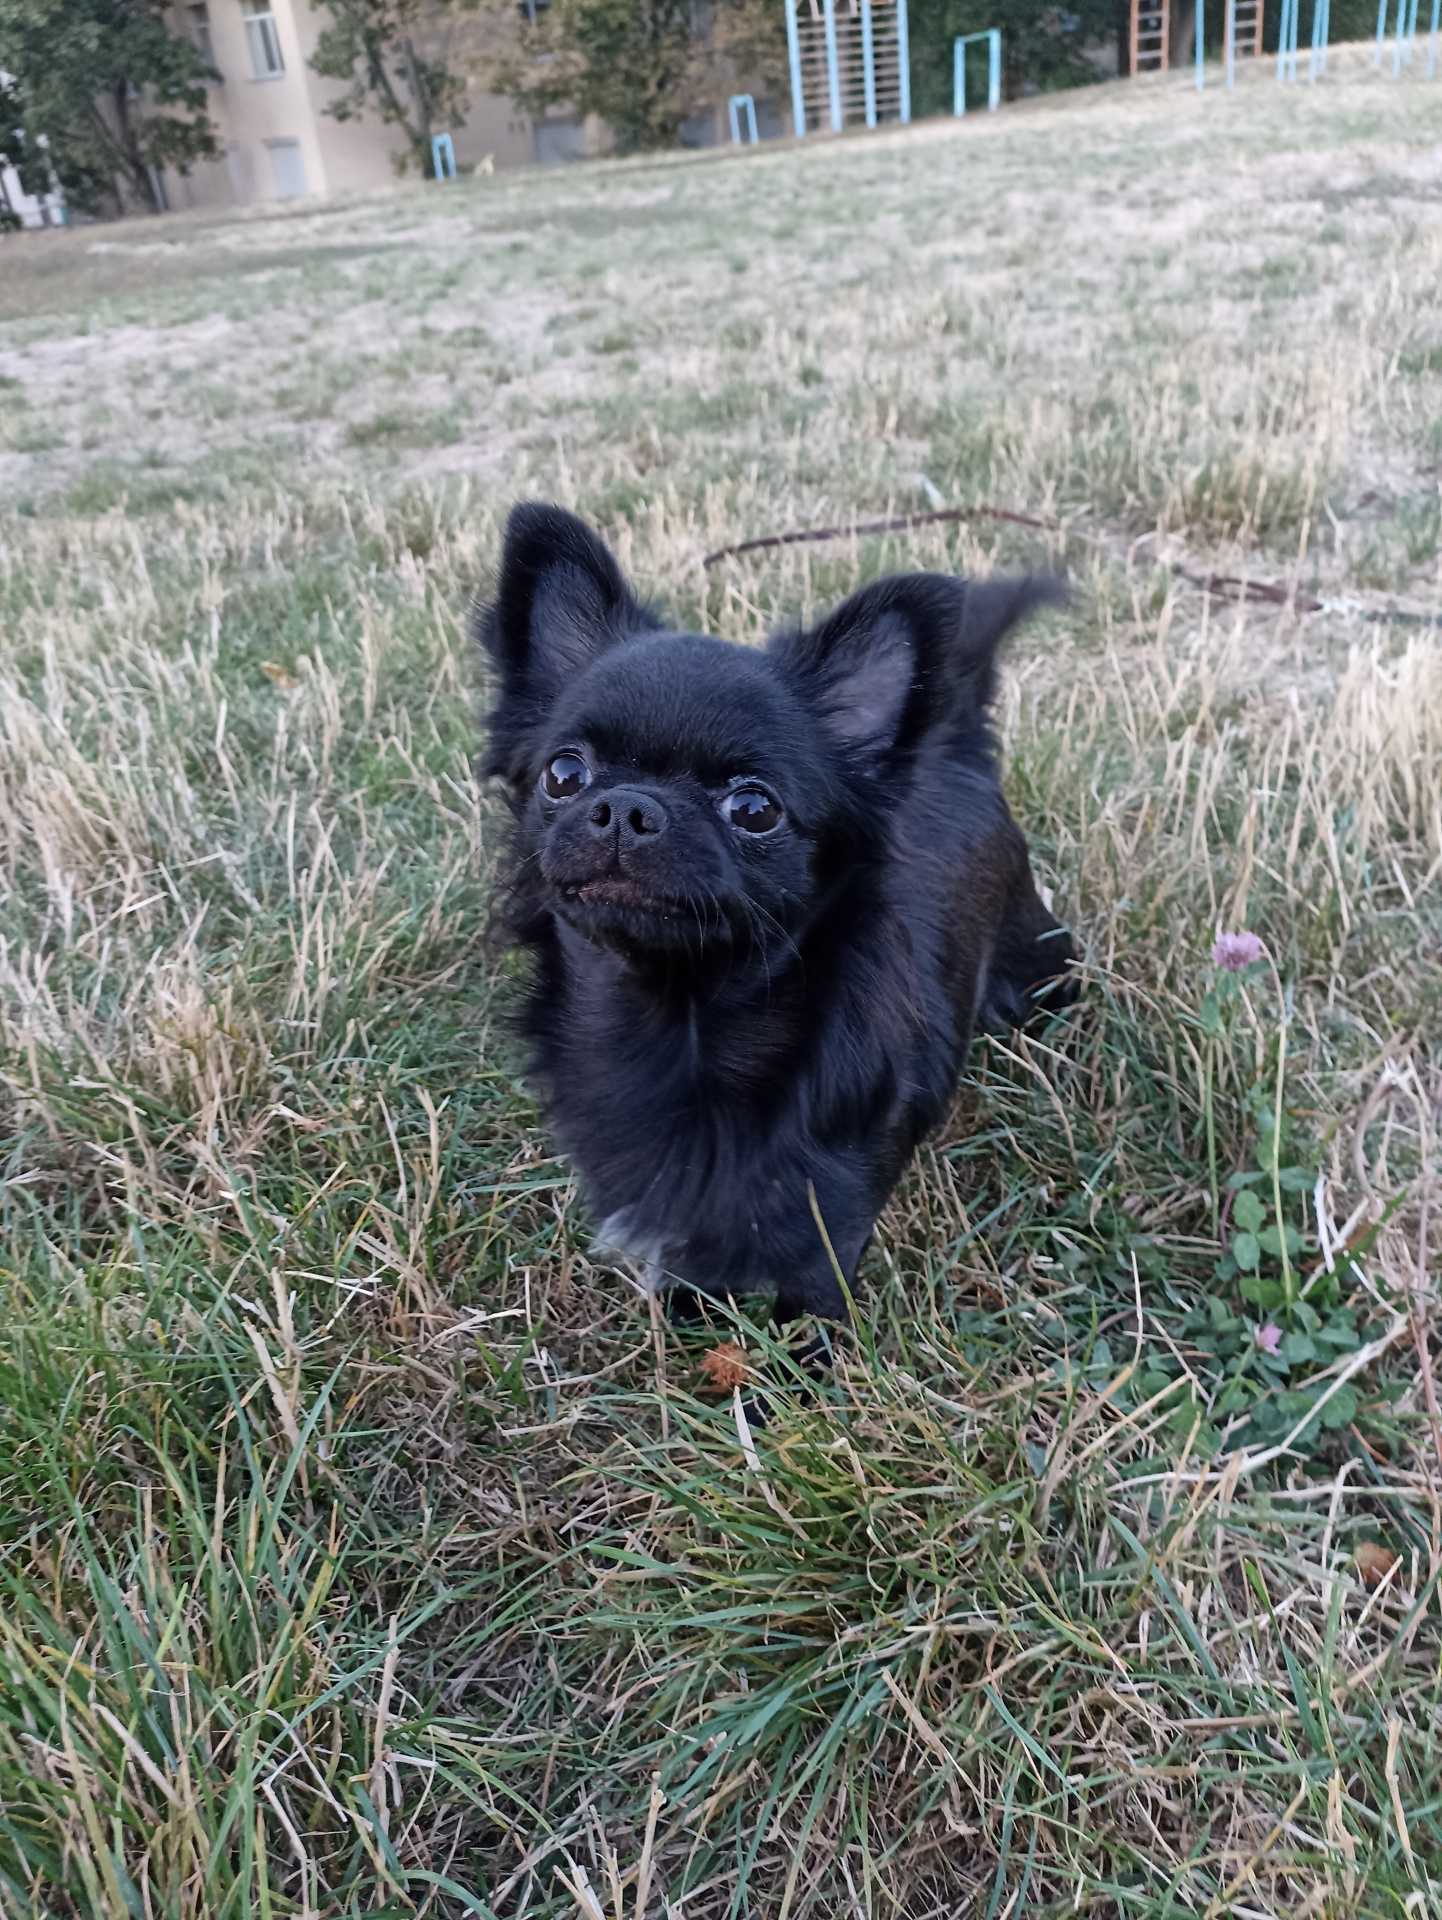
[1255,1323,1282,1357]
[1211,931,1264,972]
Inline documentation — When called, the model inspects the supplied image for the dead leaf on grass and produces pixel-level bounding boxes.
[700,1343,749,1390]
[1355,1540,1398,1587]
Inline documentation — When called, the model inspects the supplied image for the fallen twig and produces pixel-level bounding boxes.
[702,506,1317,609]
[1173,565,1323,613]
[701,507,1442,624]
[701,504,1059,568]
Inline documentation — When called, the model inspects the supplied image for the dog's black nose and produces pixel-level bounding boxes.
[587,787,667,842]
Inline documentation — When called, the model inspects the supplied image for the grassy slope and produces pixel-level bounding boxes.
[1,47,1441,1919]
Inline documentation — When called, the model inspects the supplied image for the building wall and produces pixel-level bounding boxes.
[164,0,558,208]
[5,15,803,227]
[148,2,789,214]
[165,0,413,209]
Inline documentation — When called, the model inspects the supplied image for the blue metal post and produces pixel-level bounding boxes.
[785,0,806,135]
[822,0,842,131]
[1276,0,1298,78]
[897,0,911,123]
[1375,0,1390,61]
[1196,0,1204,87]
[1394,0,1407,71]
[728,93,758,143]
[1226,0,1236,85]
[1309,0,1329,78]
[861,0,877,127]
[954,32,1001,116]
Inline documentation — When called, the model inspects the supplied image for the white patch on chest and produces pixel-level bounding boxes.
[592,1210,673,1295]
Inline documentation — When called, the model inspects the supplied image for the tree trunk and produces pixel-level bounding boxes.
[1117,0,1132,74]
[1174,1,1198,63]
[363,25,424,172]
[110,77,159,211]
[401,38,433,175]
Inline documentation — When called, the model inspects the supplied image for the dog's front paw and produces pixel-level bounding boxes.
[666,1283,711,1325]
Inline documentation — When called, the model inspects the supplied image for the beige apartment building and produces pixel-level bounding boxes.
[161,0,584,210]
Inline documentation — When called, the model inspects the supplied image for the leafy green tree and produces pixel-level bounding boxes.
[0,0,218,216]
[494,0,703,151]
[492,0,786,153]
[712,0,791,116]
[907,0,1117,117]
[309,0,470,177]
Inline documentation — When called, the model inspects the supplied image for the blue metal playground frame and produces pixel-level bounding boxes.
[953,31,1001,115]
[1375,0,1440,73]
[1271,0,1332,80]
[785,0,911,137]
[783,0,1434,140]
[1203,0,1436,88]
[728,94,760,144]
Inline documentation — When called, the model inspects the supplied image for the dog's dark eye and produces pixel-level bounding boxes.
[722,787,782,835]
[541,753,591,800]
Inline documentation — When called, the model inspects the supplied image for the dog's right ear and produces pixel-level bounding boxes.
[479,504,648,780]
[772,573,1064,763]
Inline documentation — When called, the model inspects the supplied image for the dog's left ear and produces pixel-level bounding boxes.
[479,503,652,782]
[772,574,1065,758]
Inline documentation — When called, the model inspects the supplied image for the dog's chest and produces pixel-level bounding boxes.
[539,972,796,1242]
[569,1066,782,1290]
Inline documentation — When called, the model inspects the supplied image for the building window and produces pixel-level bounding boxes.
[242,0,284,78]
[191,3,215,66]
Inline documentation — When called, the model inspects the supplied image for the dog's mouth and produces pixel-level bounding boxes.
[563,878,691,917]
[553,877,739,956]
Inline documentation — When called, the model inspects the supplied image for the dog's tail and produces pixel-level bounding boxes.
[947,575,1069,721]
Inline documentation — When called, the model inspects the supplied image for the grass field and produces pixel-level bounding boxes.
[2,44,1442,1918]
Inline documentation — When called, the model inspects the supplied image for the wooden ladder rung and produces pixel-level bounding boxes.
[1130,0,1171,73]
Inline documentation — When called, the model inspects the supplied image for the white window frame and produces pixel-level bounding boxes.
[242,0,285,78]
[191,4,215,68]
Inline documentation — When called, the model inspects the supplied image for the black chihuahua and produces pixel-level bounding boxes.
[480,504,1075,1328]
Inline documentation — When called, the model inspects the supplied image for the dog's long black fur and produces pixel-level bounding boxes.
[480,503,1075,1326]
